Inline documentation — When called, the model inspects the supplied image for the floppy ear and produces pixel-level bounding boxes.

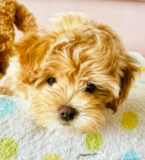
[107,53,140,112]
[15,32,50,84]
[14,1,37,32]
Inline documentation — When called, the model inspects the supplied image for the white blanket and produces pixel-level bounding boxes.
[0,52,145,160]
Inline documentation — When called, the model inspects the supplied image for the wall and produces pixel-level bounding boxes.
[18,0,145,56]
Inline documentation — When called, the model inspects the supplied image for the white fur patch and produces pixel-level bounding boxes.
[0,55,28,98]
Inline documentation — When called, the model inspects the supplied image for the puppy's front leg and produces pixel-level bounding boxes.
[0,74,13,96]
[0,73,3,79]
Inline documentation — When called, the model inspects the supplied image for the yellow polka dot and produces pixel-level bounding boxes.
[42,154,62,160]
[0,137,19,160]
[121,111,138,130]
[131,85,138,88]
[84,133,103,151]
[139,66,145,72]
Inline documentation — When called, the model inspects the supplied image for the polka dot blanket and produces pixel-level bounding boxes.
[0,51,145,160]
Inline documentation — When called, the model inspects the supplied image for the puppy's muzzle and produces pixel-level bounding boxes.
[59,106,77,121]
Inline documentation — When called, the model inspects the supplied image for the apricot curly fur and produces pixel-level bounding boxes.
[0,13,140,135]
[0,0,37,77]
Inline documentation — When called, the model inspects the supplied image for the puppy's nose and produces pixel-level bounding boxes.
[59,106,77,121]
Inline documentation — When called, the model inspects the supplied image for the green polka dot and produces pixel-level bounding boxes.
[42,154,62,160]
[84,133,103,151]
[121,111,138,130]
[0,137,18,160]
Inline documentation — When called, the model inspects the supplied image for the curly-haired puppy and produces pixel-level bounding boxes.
[0,13,139,135]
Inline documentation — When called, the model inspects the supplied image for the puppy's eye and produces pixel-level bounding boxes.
[47,77,56,85]
[85,83,96,93]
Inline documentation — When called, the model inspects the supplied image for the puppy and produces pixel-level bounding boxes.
[0,13,140,135]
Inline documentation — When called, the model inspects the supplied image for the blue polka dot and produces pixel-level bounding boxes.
[130,55,137,60]
[122,150,140,160]
[0,98,17,115]
[140,81,145,83]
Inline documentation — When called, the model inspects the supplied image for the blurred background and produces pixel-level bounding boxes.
[18,0,145,56]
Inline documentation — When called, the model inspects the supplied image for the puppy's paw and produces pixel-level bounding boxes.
[0,87,13,96]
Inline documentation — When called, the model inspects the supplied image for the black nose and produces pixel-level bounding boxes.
[59,106,77,121]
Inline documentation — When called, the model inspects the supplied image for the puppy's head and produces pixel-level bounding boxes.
[15,13,139,135]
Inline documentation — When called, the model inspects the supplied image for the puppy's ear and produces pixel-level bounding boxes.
[15,32,50,84]
[107,53,140,112]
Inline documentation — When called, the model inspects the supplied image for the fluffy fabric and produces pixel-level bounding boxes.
[0,51,144,159]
